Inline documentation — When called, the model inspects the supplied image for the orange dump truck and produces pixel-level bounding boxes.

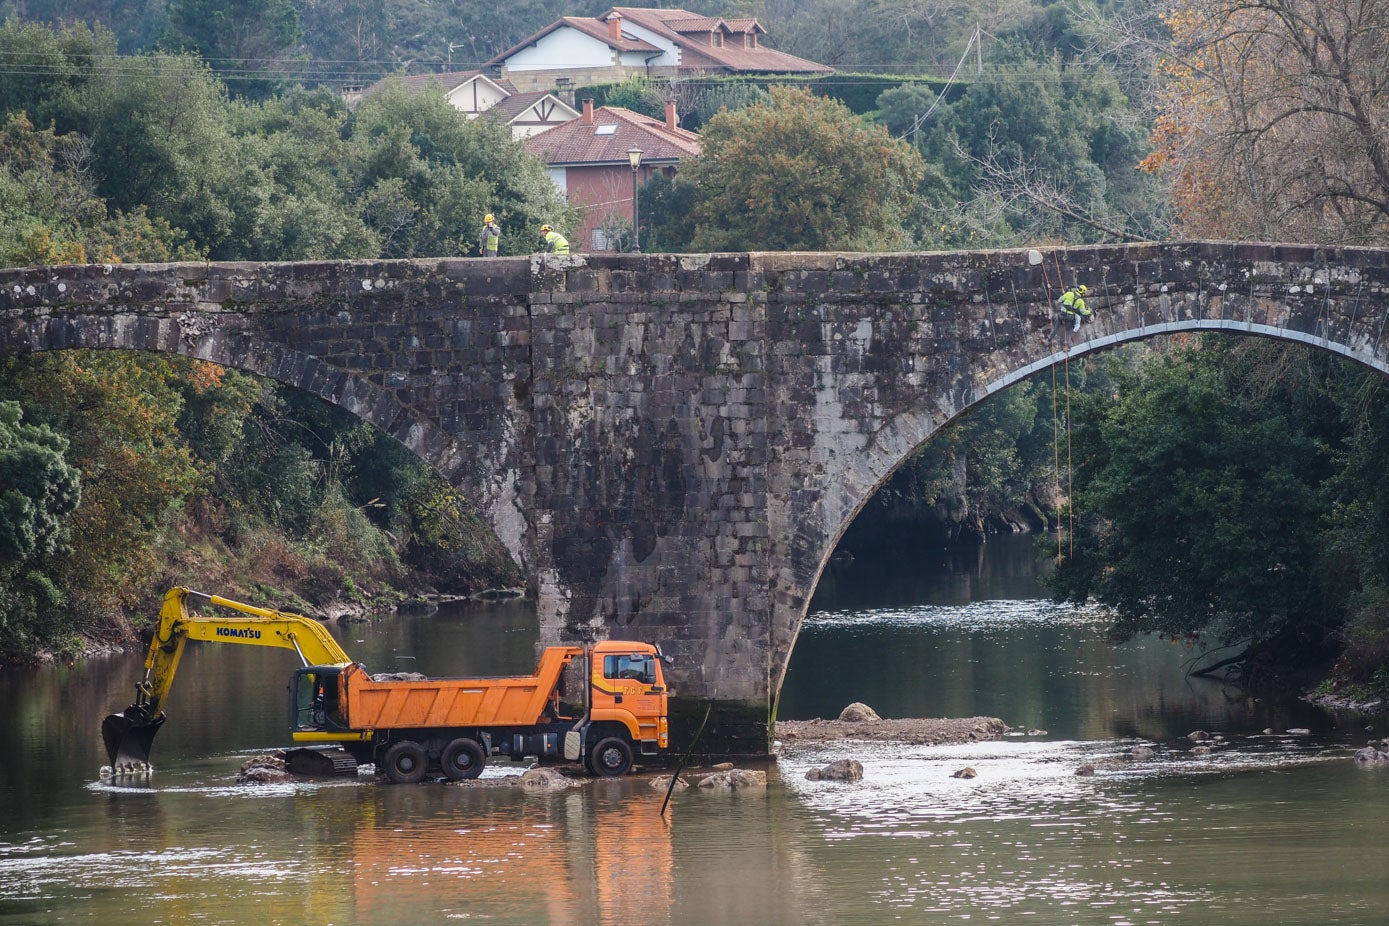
[103,588,671,782]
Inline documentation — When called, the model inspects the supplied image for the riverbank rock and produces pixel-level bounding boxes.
[238,754,290,784]
[520,767,577,791]
[1188,730,1211,742]
[806,759,864,782]
[838,703,881,723]
[776,716,1007,747]
[1354,747,1389,765]
[651,774,690,791]
[696,768,767,790]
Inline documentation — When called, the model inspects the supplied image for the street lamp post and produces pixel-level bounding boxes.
[627,147,643,253]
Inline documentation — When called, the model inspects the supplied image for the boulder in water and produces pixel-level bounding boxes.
[238,754,290,784]
[806,759,864,782]
[696,768,767,790]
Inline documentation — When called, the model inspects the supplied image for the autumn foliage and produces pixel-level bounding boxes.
[1143,0,1389,244]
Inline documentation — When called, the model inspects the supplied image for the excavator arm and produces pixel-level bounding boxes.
[102,587,354,769]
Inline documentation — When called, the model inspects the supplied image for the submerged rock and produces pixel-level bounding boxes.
[520,767,576,791]
[238,754,290,784]
[651,774,690,791]
[696,768,767,790]
[1126,745,1155,760]
[1353,747,1389,766]
[1074,764,1096,776]
[951,767,977,779]
[806,759,864,782]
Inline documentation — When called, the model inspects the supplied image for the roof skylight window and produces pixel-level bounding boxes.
[595,124,618,135]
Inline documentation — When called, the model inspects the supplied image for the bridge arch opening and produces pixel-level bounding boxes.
[777,325,1389,724]
[0,346,524,649]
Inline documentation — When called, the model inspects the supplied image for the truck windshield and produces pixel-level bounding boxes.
[603,654,655,684]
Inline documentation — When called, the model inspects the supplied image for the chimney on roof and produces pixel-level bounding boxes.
[608,12,622,42]
[665,98,678,132]
[582,98,594,124]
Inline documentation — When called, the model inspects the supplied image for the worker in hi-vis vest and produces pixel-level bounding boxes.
[1058,284,1091,332]
[478,214,500,257]
[541,224,569,254]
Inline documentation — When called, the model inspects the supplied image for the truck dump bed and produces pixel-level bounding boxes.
[341,646,581,730]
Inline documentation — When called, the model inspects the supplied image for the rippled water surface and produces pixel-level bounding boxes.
[2,537,1386,924]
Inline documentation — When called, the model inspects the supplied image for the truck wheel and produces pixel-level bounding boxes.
[441,737,486,780]
[382,741,428,784]
[588,736,634,777]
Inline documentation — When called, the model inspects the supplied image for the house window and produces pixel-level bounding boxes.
[712,31,723,47]
[593,228,613,251]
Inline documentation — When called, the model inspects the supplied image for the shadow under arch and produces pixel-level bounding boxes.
[0,332,527,579]
[773,315,1389,705]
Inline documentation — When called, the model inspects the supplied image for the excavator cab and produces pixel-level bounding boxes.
[293,666,346,731]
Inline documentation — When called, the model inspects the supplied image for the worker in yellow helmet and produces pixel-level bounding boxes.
[1057,283,1092,332]
[540,223,569,255]
[478,213,500,257]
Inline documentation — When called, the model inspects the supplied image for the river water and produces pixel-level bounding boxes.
[1,535,1386,925]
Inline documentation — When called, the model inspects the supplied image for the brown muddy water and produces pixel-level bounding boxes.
[2,535,1387,925]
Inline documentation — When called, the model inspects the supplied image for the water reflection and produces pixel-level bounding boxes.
[784,537,1335,740]
[3,545,1388,925]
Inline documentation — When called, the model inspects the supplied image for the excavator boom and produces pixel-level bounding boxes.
[102,587,353,769]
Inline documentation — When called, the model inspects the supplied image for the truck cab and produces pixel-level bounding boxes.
[587,641,670,765]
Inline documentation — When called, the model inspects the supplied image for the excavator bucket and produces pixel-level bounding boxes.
[101,708,165,769]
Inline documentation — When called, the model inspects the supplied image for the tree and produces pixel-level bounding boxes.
[0,113,197,266]
[348,82,576,257]
[684,85,924,251]
[162,0,304,99]
[1047,339,1347,681]
[0,20,117,133]
[0,400,79,650]
[1141,0,1389,244]
[78,52,243,254]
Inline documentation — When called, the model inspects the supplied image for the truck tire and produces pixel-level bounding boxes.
[382,740,428,784]
[588,736,634,777]
[441,737,486,780]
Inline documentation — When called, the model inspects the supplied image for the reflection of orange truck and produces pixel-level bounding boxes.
[103,588,672,782]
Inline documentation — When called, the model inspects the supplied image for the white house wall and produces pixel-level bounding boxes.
[620,22,681,65]
[446,78,509,115]
[618,49,663,67]
[507,31,613,70]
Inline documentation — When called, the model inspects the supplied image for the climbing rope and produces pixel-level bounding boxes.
[1038,257,1064,561]
[1039,248,1077,561]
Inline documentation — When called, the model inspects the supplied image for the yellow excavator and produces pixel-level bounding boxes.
[103,587,672,781]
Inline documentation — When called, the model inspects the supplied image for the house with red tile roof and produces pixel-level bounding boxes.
[525,99,701,251]
[488,6,831,94]
[357,70,580,139]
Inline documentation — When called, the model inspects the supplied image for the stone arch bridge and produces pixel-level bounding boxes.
[4,240,1387,752]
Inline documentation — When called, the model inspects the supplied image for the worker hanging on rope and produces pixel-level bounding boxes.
[1057,284,1092,333]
